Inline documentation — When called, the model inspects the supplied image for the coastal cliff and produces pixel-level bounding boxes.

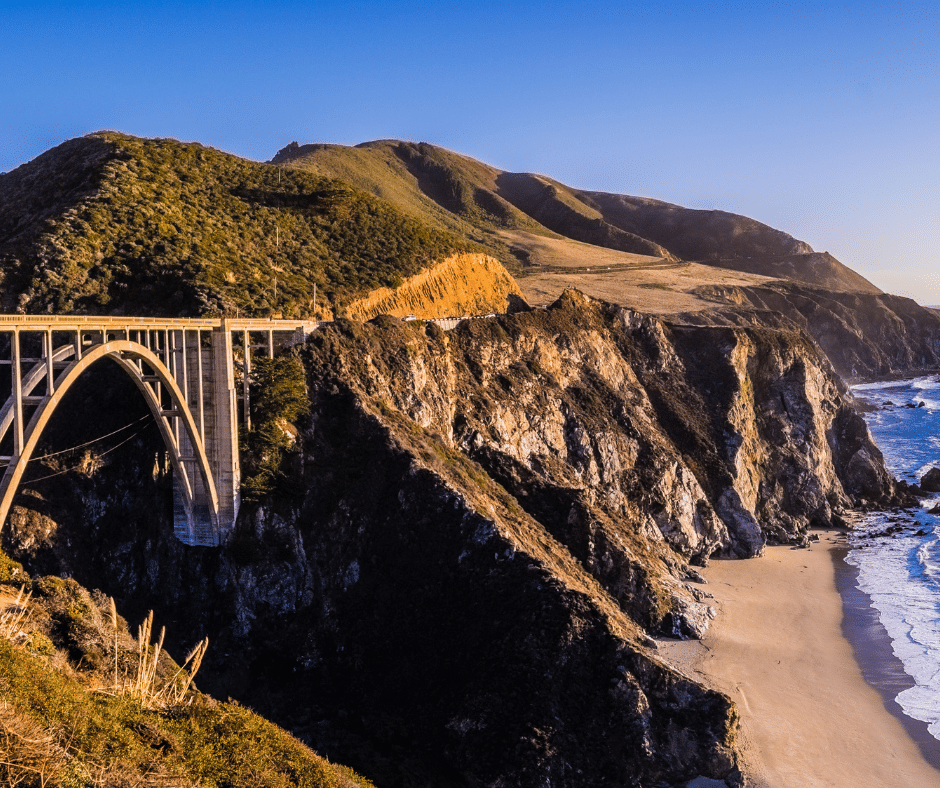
[0,291,897,787]
[1,131,935,787]
[690,283,940,380]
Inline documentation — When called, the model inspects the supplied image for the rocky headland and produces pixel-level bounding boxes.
[1,289,904,787]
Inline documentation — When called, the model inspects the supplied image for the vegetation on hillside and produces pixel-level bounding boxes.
[0,133,475,318]
[0,554,372,787]
[240,353,309,502]
[273,140,561,272]
[275,138,881,294]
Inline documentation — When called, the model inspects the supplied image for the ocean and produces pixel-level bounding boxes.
[848,375,940,741]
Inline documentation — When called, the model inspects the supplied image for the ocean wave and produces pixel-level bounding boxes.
[850,375,940,742]
[849,521,940,739]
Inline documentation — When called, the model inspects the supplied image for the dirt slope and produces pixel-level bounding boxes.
[345,252,522,320]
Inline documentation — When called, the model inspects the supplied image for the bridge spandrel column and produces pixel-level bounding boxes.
[208,325,240,535]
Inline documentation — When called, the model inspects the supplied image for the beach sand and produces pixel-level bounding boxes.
[658,532,940,788]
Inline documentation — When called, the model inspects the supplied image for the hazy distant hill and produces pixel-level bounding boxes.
[274,139,880,295]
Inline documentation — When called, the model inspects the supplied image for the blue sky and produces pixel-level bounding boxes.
[2,2,938,302]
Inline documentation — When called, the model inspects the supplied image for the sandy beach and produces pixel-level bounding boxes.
[659,532,940,788]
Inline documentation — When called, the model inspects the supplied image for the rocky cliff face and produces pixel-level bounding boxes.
[319,291,891,558]
[0,291,897,788]
[345,252,522,320]
[691,282,940,380]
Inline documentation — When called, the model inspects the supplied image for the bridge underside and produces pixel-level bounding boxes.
[0,317,320,546]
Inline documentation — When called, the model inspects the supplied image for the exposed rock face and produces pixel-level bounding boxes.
[921,468,940,493]
[0,290,897,788]
[345,252,522,321]
[690,283,940,380]
[333,291,890,561]
[229,397,740,787]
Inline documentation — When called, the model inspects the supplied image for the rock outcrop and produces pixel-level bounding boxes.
[0,290,898,788]
[689,283,940,380]
[921,467,940,493]
[345,252,522,320]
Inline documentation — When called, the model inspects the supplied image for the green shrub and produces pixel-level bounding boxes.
[0,551,25,585]
[34,576,106,666]
[241,354,309,502]
[25,631,55,657]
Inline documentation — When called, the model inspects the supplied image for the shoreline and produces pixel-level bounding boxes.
[658,532,940,787]
[833,548,940,772]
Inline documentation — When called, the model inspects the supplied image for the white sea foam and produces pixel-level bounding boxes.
[848,521,940,737]
[849,377,940,740]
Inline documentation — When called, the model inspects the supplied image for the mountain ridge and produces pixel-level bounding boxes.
[0,133,482,318]
[274,138,880,296]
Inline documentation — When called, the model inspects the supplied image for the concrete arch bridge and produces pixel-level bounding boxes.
[0,316,322,546]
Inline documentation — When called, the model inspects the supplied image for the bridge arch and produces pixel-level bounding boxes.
[0,340,220,545]
[0,314,328,546]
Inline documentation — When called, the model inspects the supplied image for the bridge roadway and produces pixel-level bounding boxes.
[0,316,325,546]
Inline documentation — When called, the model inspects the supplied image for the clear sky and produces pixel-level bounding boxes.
[2,2,938,302]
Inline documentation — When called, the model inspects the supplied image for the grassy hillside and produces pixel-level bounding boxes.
[275,138,881,295]
[0,557,372,787]
[576,191,881,293]
[493,172,674,259]
[276,140,673,270]
[273,140,553,273]
[0,132,881,322]
[0,133,475,317]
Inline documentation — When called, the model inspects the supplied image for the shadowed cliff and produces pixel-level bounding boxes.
[0,291,897,788]
[685,283,940,380]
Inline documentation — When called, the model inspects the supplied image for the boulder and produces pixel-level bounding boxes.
[921,467,940,492]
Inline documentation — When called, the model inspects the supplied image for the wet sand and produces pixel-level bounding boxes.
[658,532,940,787]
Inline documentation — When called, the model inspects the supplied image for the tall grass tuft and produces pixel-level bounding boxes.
[129,610,207,710]
[109,596,118,691]
[0,588,32,644]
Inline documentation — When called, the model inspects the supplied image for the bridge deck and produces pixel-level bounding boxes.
[0,316,325,331]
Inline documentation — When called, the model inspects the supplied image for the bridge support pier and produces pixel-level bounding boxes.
[208,324,240,540]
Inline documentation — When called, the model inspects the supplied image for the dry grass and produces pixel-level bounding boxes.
[0,587,369,787]
[114,610,208,710]
[0,704,68,787]
[517,257,779,314]
[500,228,666,270]
[0,589,32,645]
